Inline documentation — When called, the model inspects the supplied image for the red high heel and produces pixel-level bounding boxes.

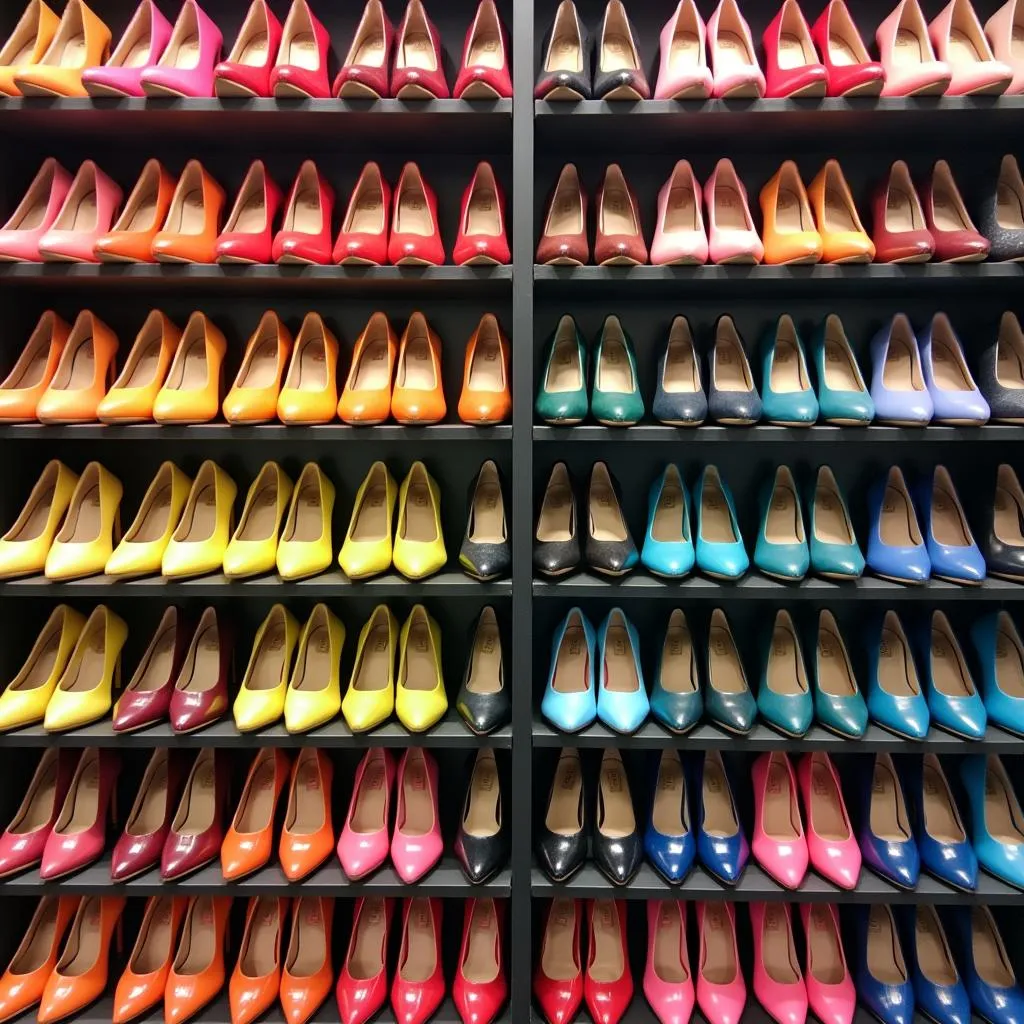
[810,0,885,95]
[453,162,509,266]
[392,0,449,99]
[273,160,335,265]
[762,0,828,97]
[333,0,393,98]
[161,748,231,881]
[334,162,391,265]
[272,0,331,98]
[454,0,512,98]
[217,160,283,264]
[584,900,633,1024]
[391,898,445,1024]
[388,162,444,266]
[214,0,282,97]
[533,899,583,1024]
[335,897,393,1024]
[453,899,507,1024]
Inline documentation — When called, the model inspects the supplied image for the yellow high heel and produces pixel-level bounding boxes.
[285,603,345,734]
[395,604,447,732]
[44,461,122,581]
[223,461,293,580]
[105,461,191,579]
[0,605,85,731]
[393,461,446,580]
[276,463,334,581]
[233,603,300,733]
[161,460,237,579]
[43,605,128,732]
[340,604,398,733]
[0,459,78,579]
[338,460,396,581]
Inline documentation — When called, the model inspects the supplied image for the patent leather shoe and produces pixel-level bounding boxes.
[859,753,920,889]
[704,608,756,735]
[960,753,1024,889]
[593,748,642,886]
[585,462,637,577]
[541,608,596,734]
[985,464,1024,582]
[454,749,508,885]
[971,610,1024,736]
[649,608,702,734]
[919,610,987,739]
[867,610,930,739]
[694,750,748,884]
[854,905,914,1024]
[644,748,695,884]
[900,905,970,1024]
[536,748,586,883]
[945,906,1024,1024]
[596,608,649,734]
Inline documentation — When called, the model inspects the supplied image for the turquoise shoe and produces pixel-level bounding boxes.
[867,610,930,740]
[591,315,644,426]
[641,464,694,578]
[757,609,813,736]
[810,314,874,425]
[694,466,748,581]
[705,608,757,734]
[810,610,867,739]
[754,465,809,581]
[535,314,589,425]
[971,611,1024,737]
[649,608,702,734]
[760,314,819,426]
[808,466,864,580]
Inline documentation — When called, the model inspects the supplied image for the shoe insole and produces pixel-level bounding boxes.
[893,27,928,65]
[464,752,499,838]
[994,480,1024,544]
[400,618,436,692]
[596,331,634,394]
[165,188,205,234]
[6,477,57,543]
[701,479,737,543]
[817,623,856,696]
[809,759,848,840]
[545,180,583,236]
[715,27,753,70]
[653,902,687,984]
[467,329,504,392]
[660,616,696,694]
[240,899,280,977]
[236,337,280,390]
[350,480,389,544]
[879,482,921,546]
[886,187,923,231]
[234,756,277,832]
[286,752,326,834]
[766,620,805,695]
[348,899,386,981]
[702,755,738,838]
[997,329,1024,387]
[57,624,107,694]
[58,899,101,977]
[589,476,627,542]
[346,12,386,67]
[131,898,175,974]
[932,185,969,232]
[463,901,499,983]
[814,480,853,545]
[236,31,270,66]
[948,26,984,64]
[164,335,208,392]
[545,752,582,834]
[176,897,217,974]
[395,183,433,236]
[2,333,49,390]
[932,340,972,391]
[172,752,216,834]
[401,480,437,544]
[126,754,170,835]
[349,333,390,391]
[117,341,162,390]
[400,29,436,71]
[984,764,1024,842]
[823,334,861,391]
[164,31,200,69]
[468,479,505,544]
[824,186,858,232]
[762,904,800,983]
[778,29,815,69]
[922,760,964,841]
[11,899,60,973]
[290,622,331,693]
[290,338,328,392]
[603,619,639,694]
[236,480,279,542]
[51,338,95,392]
[589,902,624,982]
[284,187,322,234]
[176,619,220,693]
[714,331,752,390]
[973,909,1015,988]
[467,10,502,69]
[708,622,745,694]
[114,186,158,232]
[288,899,327,976]
[397,334,436,391]
[466,187,499,237]
[866,907,906,984]
[56,754,99,835]
[599,186,636,237]
[668,29,701,73]
[763,758,800,840]
[871,757,911,841]
[652,754,686,837]
[541,900,578,980]
[350,617,391,693]
[766,480,801,544]
[662,327,699,392]
[553,621,588,694]
[0,16,38,68]
[929,626,973,697]
[544,6,582,72]
[466,612,501,695]
[246,619,288,691]
[700,904,737,984]
[537,479,574,542]
[127,483,172,544]
[10,755,59,833]
[996,620,1024,697]
[10,618,62,692]
[652,475,686,543]
[600,32,637,71]
[997,177,1024,229]
[399,900,436,983]
[807,906,844,984]
[775,184,813,233]
[54,187,96,232]
[5,178,48,231]
[286,482,323,543]
[770,332,808,393]
[879,623,919,696]
[598,754,634,838]
[175,483,217,544]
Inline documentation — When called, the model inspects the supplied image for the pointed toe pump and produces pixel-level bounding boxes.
[645,749,695,884]
[459,312,511,425]
[752,751,808,889]
[168,606,230,734]
[14,0,110,96]
[280,749,333,881]
[596,608,649,734]
[338,461,396,581]
[708,314,761,423]
[870,313,933,425]
[273,160,334,265]
[98,309,181,423]
[163,896,231,1024]
[595,0,649,99]
[751,902,808,1024]
[270,0,330,97]
[0,0,60,97]
[161,460,237,580]
[140,0,221,96]
[285,604,344,734]
[931,0,1012,94]
[901,905,972,1024]
[981,154,1024,262]
[644,901,694,1024]
[584,900,633,1024]
[536,0,590,100]
[655,0,712,99]
[649,608,701,733]
[341,604,397,734]
[338,748,394,880]
[0,311,70,423]
[151,160,226,263]
[809,465,864,580]
[333,161,391,266]
[459,459,510,582]
[333,0,392,98]
[112,606,188,733]
[761,161,823,266]
[762,0,827,97]
[653,315,706,426]
[755,466,809,581]
[987,463,1024,581]
[798,751,861,889]
[812,610,867,738]
[279,897,331,1024]
[760,314,818,425]
[277,312,340,425]
[860,752,919,888]
[987,0,1024,92]
[705,607,756,734]
[868,610,930,739]
[338,311,397,425]
[696,750,749,885]
[392,748,443,882]
[232,605,300,733]
[594,749,642,885]
[82,0,171,97]
[695,465,748,580]
[811,314,873,425]
[708,0,765,97]
[395,606,447,733]
[36,309,118,423]
[585,461,638,577]
[109,748,182,880]
[919,465,986,584]
[162,749,230,880]
[537,749,586,883]
[801,904,856,1024]
[43,462,122,581]
[977,311,1024,422]
[867,465,931,584]
[112,896,187,1024]
[537,163,589,266]
[0,459,78,580]
[455,606,510,736]
[391,311,446,425]
[696,902,746,1024]
[391,0,448,98]
[534,461,580,577]
[541,608,596,734]
[393,462,446,580]
[454,161,509,267]
[873,161,935,264]
[642,464,695,579]
[812,0,885,95]
[972,610,1024,736]
[216,161,283,265]
[222,750,290,881]
[152,311,227,424]
[592,314,643,425]
[924,160,992,262]
[222,311,292,424]
[336,896,391,1024]
[758,609,813,736]
[214,0,282,97]
[961,754,1024,889]
[391,898,445,1024]
[595,164,648,266]
[948,906,1024,1024]
[920,313,990,425]
[94,160,175,262]
[388,162,444,266]
[652,161,709,267]
[222,461,292,581]
[908,752,977,889]
[453,899,507,1024]
[0,157,71,262]
[454,750,508,884]
[877,0,951,95]
[536,315,588,425]
[276,462,335,581]
[855,905,914,1024]
[808,159,875,263]
[38,160,122,263]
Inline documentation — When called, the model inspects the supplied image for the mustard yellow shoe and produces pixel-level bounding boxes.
[161,460,237,579]
[233,603,300,733]
[395,604,447,732]
[43,605,128,733]
[341,604,398,733]
[284,603,345,734]
[393,461,446,580]
[105,461,191,579]
[338,461,396,581]
[276,463,334,581]
[44,462,122,581]
[0,604,85,731]
[223,461,293,580]
[0,459,78,579]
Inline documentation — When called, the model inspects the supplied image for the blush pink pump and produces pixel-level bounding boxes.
[214,0,283,97]
[750,903,808,1024]
[391,747,442,884]
[707,0,765,97]
[696,903,746,1024]
[751,751,808,890]
[704,158,763,265]
[652,160,708,266]
[140,0,222,97]
[797,751,861,890]
[644,901,694,1024]
[38,160,123,263]
[0,158,71,262]
[930,0,1012,94]
[800,904,856,1024]
[655,0,713,98]
[876,0,952,95]
[337,747,394,881]
[81,0,171,96]
[986,0,1024,93]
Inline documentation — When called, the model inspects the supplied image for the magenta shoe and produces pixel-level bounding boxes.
[271,0,331,98]
[696,903,746,1024]
[391,748,442,884]
[140,0,222,97]
[39,748,120,880]
[38,160,123,263]
[797,751,861,890]
[750,902,808,1024]
[0,158,71,262]
[0,749,76,879]
[214,0,282,96]
[82,0,171,96]
[800,904,855,1024]
[337,748,395,881]
[644,901,694,1024]
[751,751,808,889]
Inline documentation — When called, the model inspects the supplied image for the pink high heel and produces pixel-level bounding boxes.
[704,158,763,265]
[0,158,71,262]
[337,747,394,881]
[750,903,807,1024]
[876,0,951,96]
[655,0,712,99]
[797,751,861,890]
[644,901,694,1024]
[696,903,746,1024]
[139,0,222,96]
[800,904,856,1024]
[751,751,808,890]
[986,0,1024,93]
[38,160,123,263]
[651,160,708,266]
[930,0,1012,94]
[391,748,442,884]
[707,0,765,97]
[82,0,171,96]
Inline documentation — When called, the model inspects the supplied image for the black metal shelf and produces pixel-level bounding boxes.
[3,714,510,749]
[531,719,1022,753]
[0,424,511,442]
[4,857,510,897]
[530,863,1021,904]
[0,571,510,598]
[532,572,1021,600]
[533,425,1024,443]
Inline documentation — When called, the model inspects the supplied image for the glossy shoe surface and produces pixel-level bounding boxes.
[221,747,290,880]
[867,610,930,739]
[751,751,808,889]
[395,605,447,733]
[798,751,861,889]
[907,753,977,891]
[338,747,394,881]
[866,466,931,584]
[340,604,398,734]
[859,753,920,888]
[279,748,334,882]
[644,749,695,884]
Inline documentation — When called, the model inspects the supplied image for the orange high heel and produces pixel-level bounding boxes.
[98,310,181,423]
[13,0,110,97]
[391,312,446,425]
[279,748,333,882]
[153,311,227,424]
[458,312,511,425]
[151,160,226,264]
[223,311,292,424]
[760,160,823,265]
[221,748,291,881]
[37,896,126,1023]
[94,159,176,263]
[164,896,232,1024]
[277,312,340,425]
[279,897,333,1024]
[229,898,289,1024]
[0,311,70,422]
[35,310,118,424]
[0,0,60,96]
[337,311,397,425]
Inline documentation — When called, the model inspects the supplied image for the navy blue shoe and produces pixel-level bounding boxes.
[945,906,1024,1024]
[858,753,920,889]
[692,750,748,885]
[899,906,971,1024]
[854,905,915,1024]
[905,754,977,891]
[643,748,695,884]
[918,610,987,740]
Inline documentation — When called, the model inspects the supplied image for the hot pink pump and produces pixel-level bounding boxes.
[82,0,171,96]
[0,158,71,262]
[800,904,856,1024]
[38,160,123,263]
[391,748,442,884]
[696,903,746,1024]
[797,751,861,890]
[750,903,808,1024]
[140,0,222,97]
[655,0,713,98]
[644,901,694,1024]
[652,160,708,265]
[337,747,394,881]
[751,751,808,890]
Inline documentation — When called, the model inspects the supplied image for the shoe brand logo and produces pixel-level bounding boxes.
[818,494,834,512]
[316,634,330,653]
[603,766,624,793]
[480,634,496,654]
[764,907,782,931]
[302,765,320,792]
[268,629,284,651]
[997,637,1011,659]
[820,637,836,659]
[879,641,892,657]
[559,764,579,790]
[711,637,728,656]
[409,764,427,792]
[365,764,385,790]
[812,770,830,798]
[872,770,885,794]
[776,192,795,212]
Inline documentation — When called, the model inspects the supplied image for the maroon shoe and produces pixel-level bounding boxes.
[110,749,184,882]
[161,749,231,881]
[595,164,648,266]
[169,607,232,734]
[922,159,991,263]
[872,160,935,264]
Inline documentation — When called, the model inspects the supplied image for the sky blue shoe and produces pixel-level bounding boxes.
[695,465,748,581]
[918,610,987,740]
[971,611,1024,737]
[808,466,864,580]
[641,464,694,579]
[596,608,649,734]
[540,607,596,733]
[754,465,809,581]
[760,314,819,426]
[960,754,1024,890]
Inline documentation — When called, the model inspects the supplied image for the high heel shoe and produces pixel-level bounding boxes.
[810,609,867,738]
[94,159,176,262]
[221,749,291,880]
[216,162,284,265]
[341,605,398,734]
[809,314,873,426]
[280,897,332,1024]
[82,1,170,96]
[112,896,187,1024]
[453,900,507,1023]
[656,0,712,99]
[931,0,1012,94]
[233,605,300,732]
[455,0,511,99]
[392,748,443,883]
[0,0,59,96]
[276,463,334,581]
[585,899,633,1024]
[223,462,292,581]
[867,465,931,584]
[704,608,755,735]
[391,899,445,1024]
[536,0,590,100]
[594,748,642,886]
[337,897,392,1024]
[704,159,764,265]
[164,896,232,1024]
[867,609,930,739]
[759,315,818,425]
[44,462,122,581]
[537,164,588,266]
[961,753,1024,889]
[859,752,919,888]
[0,158,70,261]
[391,311,446,424]
[986,0,1024,92]
[140,0,221,96]
[230,898,288,1024]
[393,462,446,580]
[98,310,181,422]
[388,162,444,266]
[585,461,637,577]
[459,459,510,581]
[273,160,334,264]
[971,315,1024,428]
[285,603,343,734]
[751,902,807,1024]
[869,314,933,426]
[454,161,509,266]
[594,0,649,99]
[923,161,991,262]
[152,310,227,424]
[649,609,701,733]
[338,748,394,881]
[697,755,750,886]
[333,162,391,266]
[395,605,447,732]
[455,748,507,884]
[168,608,230,733]
[760,161,823,265]
[695,465,748,580]
[595,164,648,266]
[808,159,875,263]
[391,0,448,99]
[277,312,340,424]
[811,0,885,95]
[946,906,1024,1024]
[537,749,587,886]
[877,0,951,95]
[214,0,281,97]
[854,905,913,1024]
[642,464,695,580]
[338,311,397,424]
[652,161,708,267]
[762,0,827,96]
[872,161,935,263]
[534,899,583,1024]
[708,0,764,96]
[334,0,392,98]
[755,466,809,582]
[536,316,587,426]
[758,609,812,735]
[986,463,1024,581]
[36,309,118,423]
[918,465,986,585]
[0,459,77,580]
[645,748,695,884]
[534,461,580,578]
[14,0,110,96]
[279,749,333,881]
[456,606,509,736]
[459,313,510,425]
[972,610,1024,736]
[339,461,396,581]
[223,313,292,425]
[644,901,693,1024]
[151,160,225,263]
[596,608,649,734]
[592,314,643,426]
[899,906,969,1024]
[798,752,860,889]
[162,460,237,579]
[0,311,70,422]
[271,0,329,97]
[751,751,808,889]
[541,609,596,735]
[920,313,990,425]
[162,748,230,880]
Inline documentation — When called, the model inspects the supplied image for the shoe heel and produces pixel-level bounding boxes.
[115,914,124,955]
[109,783,118,828]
